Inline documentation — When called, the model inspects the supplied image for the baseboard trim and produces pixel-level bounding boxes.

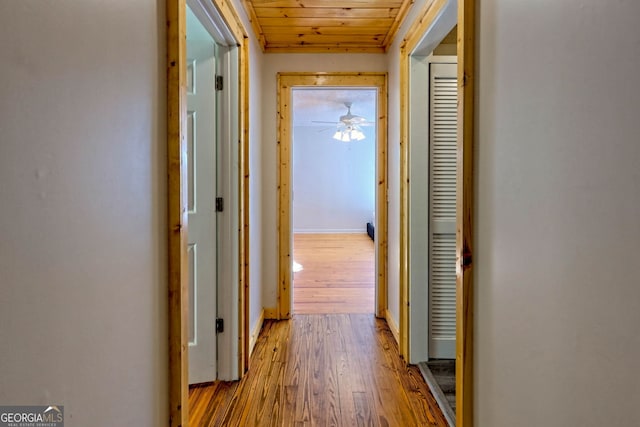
[249,309,264,357]
[264,307,278,319]
[385,310,400,345]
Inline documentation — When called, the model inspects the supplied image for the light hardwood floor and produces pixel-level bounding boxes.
[189,314,448,426]
[188,233,447,426]
[293,233,374,314]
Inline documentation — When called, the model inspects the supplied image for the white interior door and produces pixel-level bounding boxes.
[428,62,457,359]
[187,9,219,384]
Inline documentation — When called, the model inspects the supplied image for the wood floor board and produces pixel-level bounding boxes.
[293,233,374,314]
[189,233,447,427]
[189,314,447,426]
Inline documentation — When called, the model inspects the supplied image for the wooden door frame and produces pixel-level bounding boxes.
[276,73,388,320]
[167,0,250,425]
[399,0,475,426]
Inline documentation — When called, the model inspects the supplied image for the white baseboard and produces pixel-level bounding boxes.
[385,310,400,345]
[249,309,265,357]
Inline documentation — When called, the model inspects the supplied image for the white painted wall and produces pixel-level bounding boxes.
[225,0,266,346]
[260,54,387,309]
[293,126,375,233]
[475,1,640,425]
[247,31,265,335]
[385,0,640,423]
[0,1,167,425]
[385,0,434,333]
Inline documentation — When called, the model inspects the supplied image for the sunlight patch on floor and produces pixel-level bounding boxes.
[292,260,304,272]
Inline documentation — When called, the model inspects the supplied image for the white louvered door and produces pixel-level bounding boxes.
[429,62,457,359]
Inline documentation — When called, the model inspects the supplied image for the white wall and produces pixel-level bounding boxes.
[225,0,267,345]
[385,0,433,333]
[475,1,640,425]
[260,54,387,309]
[0,1,167,425]
[293,126,375,233]
[247,36,265,337]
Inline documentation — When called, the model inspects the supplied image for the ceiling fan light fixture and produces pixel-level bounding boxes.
[333,122,366,142]
[351,129,365,141]
[322,102,371,142]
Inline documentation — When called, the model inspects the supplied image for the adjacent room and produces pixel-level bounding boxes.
[290,88,377,315]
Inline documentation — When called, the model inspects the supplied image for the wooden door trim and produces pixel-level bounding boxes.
[167,1,249,425]
[276,72,388,320]
[399,0,475,425]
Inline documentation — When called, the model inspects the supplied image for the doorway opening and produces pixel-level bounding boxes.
[410,24,459,425]
[291,88,377,315]
[404,8,459,427]
[277,73,388,321]
[186,3,222,385]
[166,0,250,424]
[400,0,475,425]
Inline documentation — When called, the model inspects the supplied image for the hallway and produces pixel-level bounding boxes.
[189,314,448,426]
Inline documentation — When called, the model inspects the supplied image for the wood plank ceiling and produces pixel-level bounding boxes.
[240,0,415,53]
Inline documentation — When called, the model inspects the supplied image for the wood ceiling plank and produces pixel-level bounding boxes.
[261,26,389,35]
[265,46,386,53]
[381,0,413,50]
[250,0,403,8]
[253,7,399,19]
[258,17,394,27]
[243,0,413,52]
[266,34,384,44]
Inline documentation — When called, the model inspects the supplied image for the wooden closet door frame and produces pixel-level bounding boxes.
[399,0,475,425]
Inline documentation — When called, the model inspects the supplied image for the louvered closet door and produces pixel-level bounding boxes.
[429,62,457,359]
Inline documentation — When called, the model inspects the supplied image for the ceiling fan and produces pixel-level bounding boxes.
[313,102,373,142]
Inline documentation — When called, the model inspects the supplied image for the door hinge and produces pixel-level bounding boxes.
[216,318,224,334]
[215,75,223,91]
[216,197,224,212]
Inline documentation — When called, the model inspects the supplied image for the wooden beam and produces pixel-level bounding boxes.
[277,73,292,320]
[239,36,251,374]
[166,0,188,425]
[399,43,410,360]
[376,75,389,319]
[456,0,475,425]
